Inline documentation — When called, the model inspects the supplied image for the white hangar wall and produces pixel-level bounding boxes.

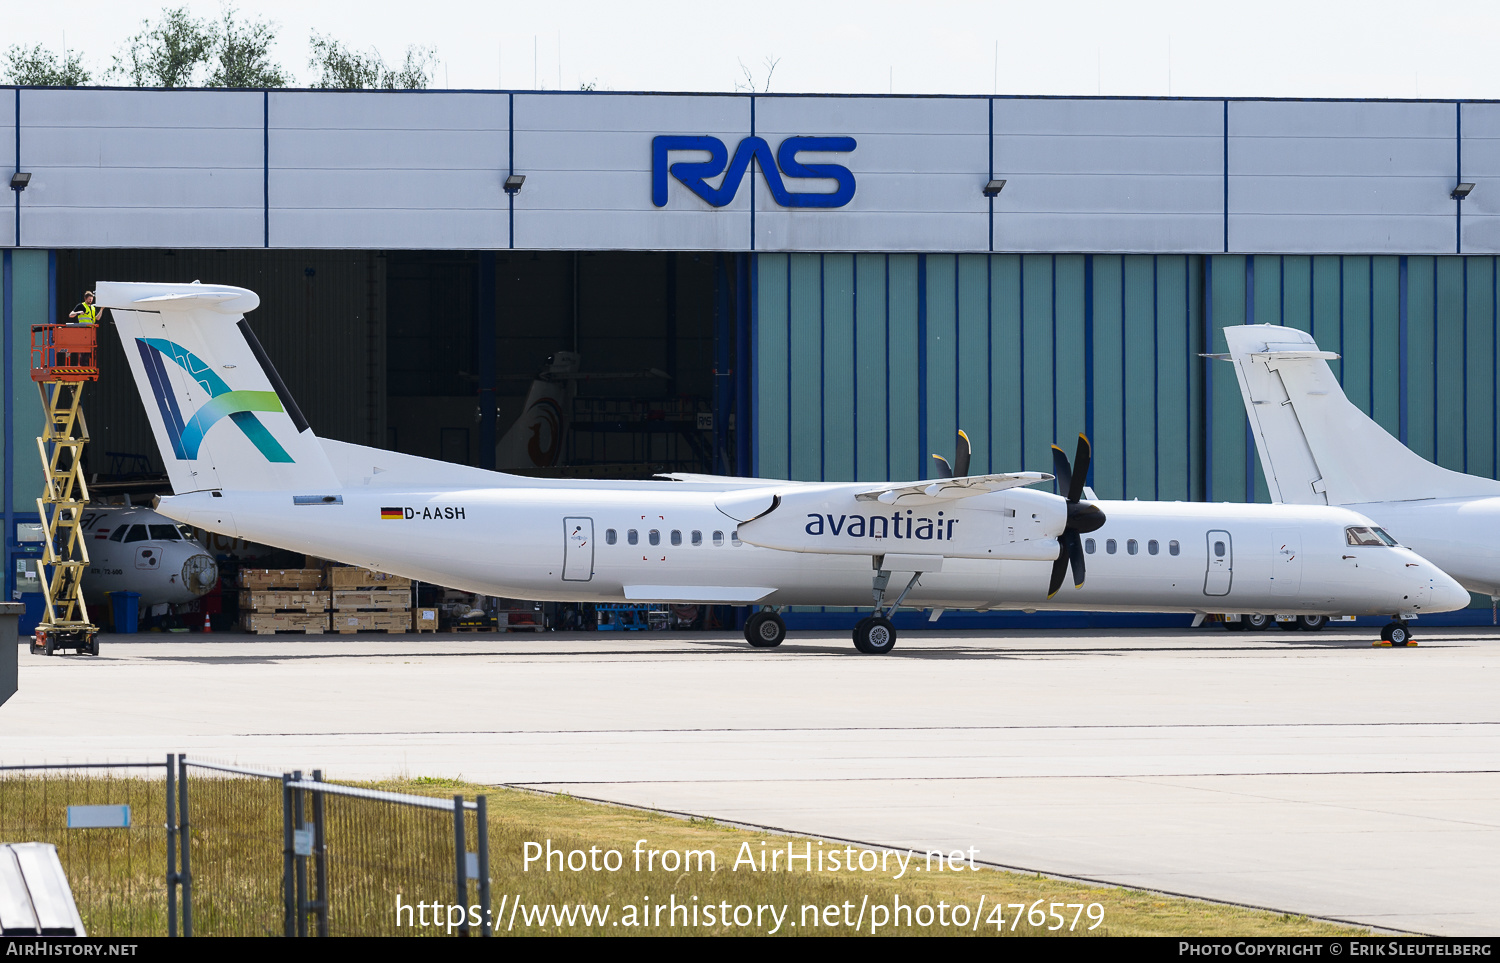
[5,88,1500,254]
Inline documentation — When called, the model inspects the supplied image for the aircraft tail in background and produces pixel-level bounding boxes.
[1222,324,1500,505]
[99,281,340,496]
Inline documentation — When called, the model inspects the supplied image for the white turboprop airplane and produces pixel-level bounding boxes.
[78,505,218,607]
[1224,323,1500,615]
[98,282,1467,652]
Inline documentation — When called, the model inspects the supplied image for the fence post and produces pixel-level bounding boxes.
[166,753,177,938]
[477,795,490,937]
[177,754,192,937]
[452,794,468,937]
[292,770,307,938]
[311,769,328,937]
[281,773,295,938]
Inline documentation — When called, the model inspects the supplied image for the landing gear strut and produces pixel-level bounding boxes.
[855,565,922,655]
[744,609,786,648]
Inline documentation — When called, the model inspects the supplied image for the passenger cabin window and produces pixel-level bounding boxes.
[1345,526,1397,547]
[691,530,702,546]
[1214,540,1226,557]
[605,529,617,545]
[1169,540,1180,556]
[1127,539,1139,555]
[1084,538,1095,554]
[108,527,127,542]
[713,531,725,546]
[1105,539,1117,555]
[1147,539,1159,555]
[649,530,661,546]
[731,532,742,546]
[627,529,639,545]
[124,526,148,543]
[150,525,181,540]
[670,530,682,546]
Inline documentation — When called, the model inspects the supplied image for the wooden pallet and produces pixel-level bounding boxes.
[328,567,412,590]
[330,589,410,612]
[451,624,498,634]
[332,611,412,634]
[241,612,328,635]
[242,590,328,613]
[241,569,325,591]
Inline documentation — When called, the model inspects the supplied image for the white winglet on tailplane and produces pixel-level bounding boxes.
[1222,324,1500,505]
[99,281,341,496]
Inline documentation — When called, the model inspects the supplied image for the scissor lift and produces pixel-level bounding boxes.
[28,324,99,656]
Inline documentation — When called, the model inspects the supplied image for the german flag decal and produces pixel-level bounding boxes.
[380,507,403,520]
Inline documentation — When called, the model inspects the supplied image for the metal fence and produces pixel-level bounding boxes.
[0,755,488,937]
[0,761,170,937]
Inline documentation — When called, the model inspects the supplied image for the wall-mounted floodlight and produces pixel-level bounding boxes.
[982,179,1006,198]
[1452,183,1475,200]
[504,174,526,195]
[10,172,31,191]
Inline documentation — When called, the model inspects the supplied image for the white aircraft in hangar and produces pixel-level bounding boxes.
[97,281,1467,653]
[1224,323,1500,631]
[78,505,218,608]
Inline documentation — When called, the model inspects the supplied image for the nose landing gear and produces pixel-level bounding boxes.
[1377,620,1414,647]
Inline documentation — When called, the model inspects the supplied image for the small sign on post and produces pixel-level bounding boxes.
[67,804,130,828]
[293,828,313,856]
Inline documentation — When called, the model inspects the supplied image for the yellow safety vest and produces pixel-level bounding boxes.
[76,302,98,324]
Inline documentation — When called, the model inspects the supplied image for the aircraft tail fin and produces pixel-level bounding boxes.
[100,281,340,495]
[496,350,579,470]
[1222,324,1500,504]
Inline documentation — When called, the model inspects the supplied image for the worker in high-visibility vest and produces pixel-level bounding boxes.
[67,290,98,324]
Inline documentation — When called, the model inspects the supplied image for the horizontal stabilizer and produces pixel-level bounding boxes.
[856,471,1053,506]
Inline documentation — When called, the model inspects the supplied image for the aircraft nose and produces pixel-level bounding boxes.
[1428,570,1471,613]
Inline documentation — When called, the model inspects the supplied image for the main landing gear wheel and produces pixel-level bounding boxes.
[853,616,896,655]
[1244,613,1272,631]
[744,612,786,648]
[1297,615,1328,632]
[1380,621,1412,646]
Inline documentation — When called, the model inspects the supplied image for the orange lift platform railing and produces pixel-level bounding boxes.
[28,324,100,656]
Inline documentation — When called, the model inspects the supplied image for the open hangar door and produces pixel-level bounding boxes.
[386,250,736,478]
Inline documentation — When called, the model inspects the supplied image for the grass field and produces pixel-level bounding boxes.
[1,771,1369,937]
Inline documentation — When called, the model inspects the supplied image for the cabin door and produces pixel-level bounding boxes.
[562,517,594,582]
[1269,530,1301,596]
[1204,530,1232,596]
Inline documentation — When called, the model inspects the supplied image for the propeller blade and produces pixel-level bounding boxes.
[1051,444,1073,500]
[1067,532,1087,588]
[1068,434,1092,504]
[1047,545,1070,598]
[954,430,972,478]
[931,454,953,479]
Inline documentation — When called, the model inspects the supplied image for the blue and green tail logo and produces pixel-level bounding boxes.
[135,338,294,463]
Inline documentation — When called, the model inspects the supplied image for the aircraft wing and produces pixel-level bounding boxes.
[856,472,1053,505]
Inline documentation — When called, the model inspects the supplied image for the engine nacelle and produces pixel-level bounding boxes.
[730,484,1064,561]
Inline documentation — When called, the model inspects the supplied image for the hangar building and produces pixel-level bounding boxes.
[4,88,1497,620]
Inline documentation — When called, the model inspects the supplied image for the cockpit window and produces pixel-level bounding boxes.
[123,525,149,543]
[109,527,127,542]
[149,525,182,540]
[1345,526,1396,547]
[177,525,196,540]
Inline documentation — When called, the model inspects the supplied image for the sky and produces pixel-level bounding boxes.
[6,0,1500,100]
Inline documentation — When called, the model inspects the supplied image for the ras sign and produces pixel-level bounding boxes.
[652,135,856,209]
